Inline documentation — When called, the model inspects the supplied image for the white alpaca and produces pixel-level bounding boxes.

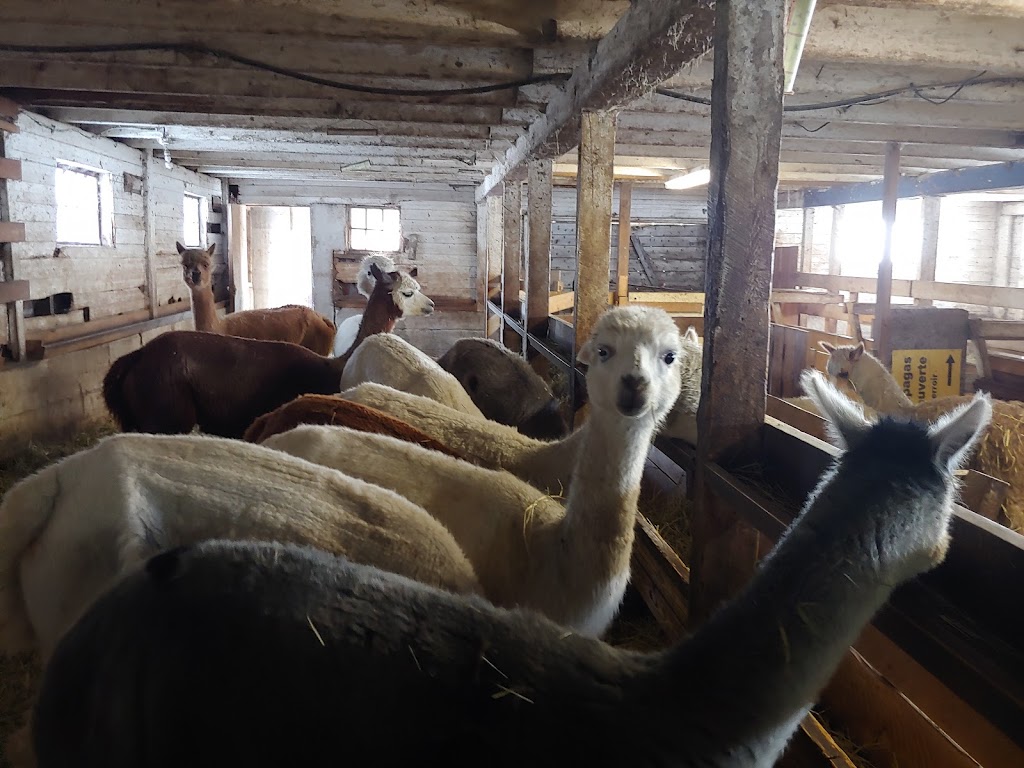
[332,254,435,357]
[659,325,703,445]
[266,305,684,636]
[0,432,480,659]
[821,341,912,413]
[340,333,485,418]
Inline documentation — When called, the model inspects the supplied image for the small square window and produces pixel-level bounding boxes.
[349,206,401,252]
[56,163,113,246]
[183,194,205,248]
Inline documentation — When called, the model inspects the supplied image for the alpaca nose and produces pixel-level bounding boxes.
[621,374,649,394]
[424,299,435,315]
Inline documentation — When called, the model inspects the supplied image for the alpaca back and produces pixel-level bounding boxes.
[10,432,481,655]
[222,305,336,355]
[103,331,342,438]
[341,334,484,418]
[243,394,462,458]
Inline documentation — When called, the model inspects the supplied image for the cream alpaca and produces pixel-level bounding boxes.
[339,381,578,494]
[823,341,1024,532]
[267,305,684,636]
[340,332,486,418]
[0,432,480,658]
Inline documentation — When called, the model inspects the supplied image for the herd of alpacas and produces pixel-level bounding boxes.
[0,246,997,767]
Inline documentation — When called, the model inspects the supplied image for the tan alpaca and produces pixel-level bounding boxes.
[178,242,336,355]
[823,341,1024,533]
[265,306,684,636]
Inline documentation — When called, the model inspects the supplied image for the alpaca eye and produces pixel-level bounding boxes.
[402,291,414,298]
[597,346,610,361]
[663,351,676,365]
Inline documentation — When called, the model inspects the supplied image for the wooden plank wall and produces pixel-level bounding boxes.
[550,186,708,290]
[0,110,224,454]
[3,112,224,335]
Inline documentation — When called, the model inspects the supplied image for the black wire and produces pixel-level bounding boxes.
[0,42,570,97]
[656,72,1024,112]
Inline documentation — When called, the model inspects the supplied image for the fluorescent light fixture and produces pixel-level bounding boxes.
[664,167,711,190]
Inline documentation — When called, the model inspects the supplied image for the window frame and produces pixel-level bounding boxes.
[347,205,402,253]
[182,193,207,249]
[55,161,114,247]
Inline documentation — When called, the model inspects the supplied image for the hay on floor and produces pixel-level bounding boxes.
[0,420,116,498]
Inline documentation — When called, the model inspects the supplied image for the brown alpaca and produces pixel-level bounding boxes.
[179,242,337,355]
[103,261,401,439]
[243,395,463,458]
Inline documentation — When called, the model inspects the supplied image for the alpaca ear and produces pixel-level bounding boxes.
[466,373,479,393]
[369,262,383,281]
[206,243,216,255]
[850,343,865,362]
[577,340,596,366]
[409,267,418,277]
[819,341,835,354]
[684,326,699,344]
[927,393,992,473]
[176,241,186,254]
[800,369,871,450]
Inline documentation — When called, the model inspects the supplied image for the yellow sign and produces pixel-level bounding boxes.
[891,349,963,404]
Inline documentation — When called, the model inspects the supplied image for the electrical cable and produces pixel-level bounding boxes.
[0,42,570,97]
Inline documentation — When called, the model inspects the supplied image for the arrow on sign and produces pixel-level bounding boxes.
[946,355,955,386]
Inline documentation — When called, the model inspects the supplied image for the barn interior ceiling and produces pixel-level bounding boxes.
[1,0,1023,193]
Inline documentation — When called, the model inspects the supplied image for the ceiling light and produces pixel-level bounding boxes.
[664,168,711,190]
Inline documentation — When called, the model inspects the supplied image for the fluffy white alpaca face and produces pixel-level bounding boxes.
[578,307,683,421]
[393,272,434,317]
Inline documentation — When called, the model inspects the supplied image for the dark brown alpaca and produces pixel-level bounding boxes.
[102,263,402,439]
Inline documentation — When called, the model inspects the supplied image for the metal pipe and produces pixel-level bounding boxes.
[783,0,817,94]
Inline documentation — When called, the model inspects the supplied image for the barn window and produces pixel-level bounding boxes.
[55,163,113,246]
[182,194,206,248]
[349,206,401,252]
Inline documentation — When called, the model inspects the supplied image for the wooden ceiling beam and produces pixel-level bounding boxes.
[817,0,1024,22]
[0,57,520,107]
[0,0,627,46]
[17,94,506,130]
[0,21,540,81]
[805,4,1024,73]
[476,0,715,202]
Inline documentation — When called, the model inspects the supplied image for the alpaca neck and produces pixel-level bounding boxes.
[189,284,222,333]
[330,294,401,371]
[655,484,892,762]
[852,354,914,414]
[560,407,655,573]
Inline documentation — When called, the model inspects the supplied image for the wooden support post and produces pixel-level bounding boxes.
[142,153,159,318]
[221,179,235,313]
[915,196,940,308]
[525,159,553,341]
[572,111,616,357]
[501,180,523,349]
[476,199,488,321]
[691,0,785,624]
[800,206,814,272]
[827,205,843,277]
[0,122,27,362]
[874,141,901,361]
[614,183,633,305]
